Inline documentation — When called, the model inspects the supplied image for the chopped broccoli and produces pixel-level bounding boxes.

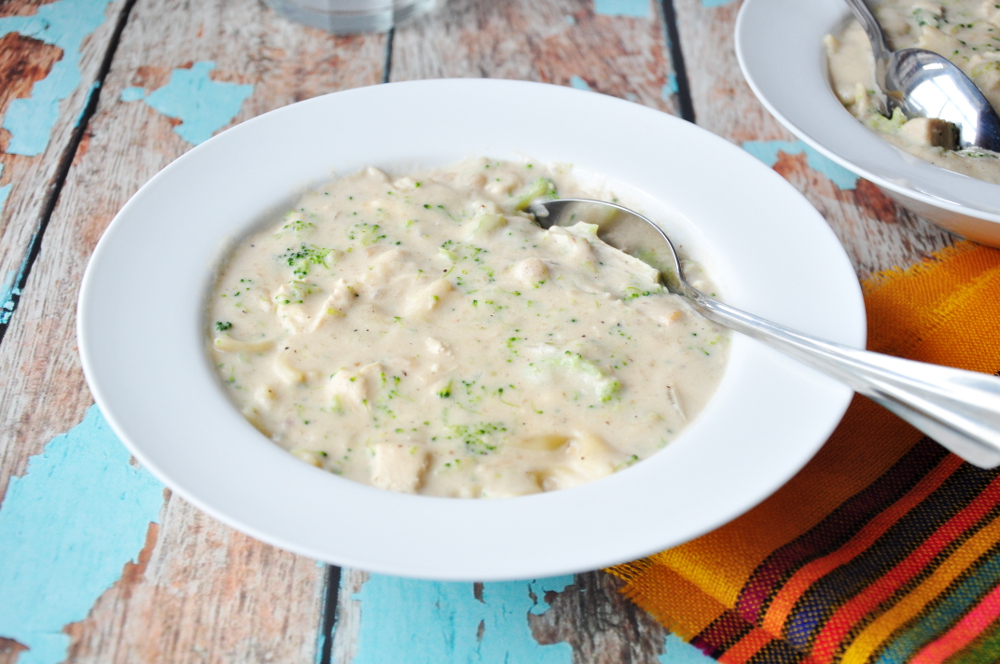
[513,178,557,211]
[281,244,335,278]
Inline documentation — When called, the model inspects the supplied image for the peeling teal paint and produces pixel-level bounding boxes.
[0,0,114,156]
[660,633,716,663]
[0,406,165,664]
[594,0,651,17]
[663,73,678,99]
[74,80,100,127]
[570,75,592,92]
[121,61,253,146]
[742,139,860,190]
[119,86,145,103]
[314,633,326,664]
[701,0,736,6]
[527,575,575,614]
[0,269,17,325]
[351,574,574,663]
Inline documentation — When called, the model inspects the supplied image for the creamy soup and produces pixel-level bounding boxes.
[208,159,727,498]
[825,0,1000,183]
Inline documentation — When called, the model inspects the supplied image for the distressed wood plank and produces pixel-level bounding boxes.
[0,0,128,327]
[671,0,955,278]
[0,0,387,661]
[391,0,679,115]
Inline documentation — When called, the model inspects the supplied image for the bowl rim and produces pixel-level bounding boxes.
[734,0,1000,223]
[77,78,865,580]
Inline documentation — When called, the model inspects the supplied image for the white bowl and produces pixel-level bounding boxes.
[735,0,1000,245]
[78,79,864,581]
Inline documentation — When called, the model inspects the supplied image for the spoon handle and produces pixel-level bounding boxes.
[843,0,891,64]
[689,292,1000,468]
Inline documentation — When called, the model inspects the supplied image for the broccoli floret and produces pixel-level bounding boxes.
[866,107,908,133]
[513,178,557,211]
[281,244,334,278]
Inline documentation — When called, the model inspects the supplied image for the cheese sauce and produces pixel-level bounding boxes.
[209,159,728,498]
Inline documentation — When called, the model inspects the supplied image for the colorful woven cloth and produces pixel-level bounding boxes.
[607,242,1000,664]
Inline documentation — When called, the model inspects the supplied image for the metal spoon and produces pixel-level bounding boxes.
[533,198,1000,468]
[844,0,1000,151]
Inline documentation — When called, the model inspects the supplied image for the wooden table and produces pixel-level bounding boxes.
[0,0,958,662]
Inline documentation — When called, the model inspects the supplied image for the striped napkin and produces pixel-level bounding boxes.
[607,241,1000,664]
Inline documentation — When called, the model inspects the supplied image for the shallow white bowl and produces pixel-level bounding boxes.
[736,0,1000,245]
[78,79,864,581]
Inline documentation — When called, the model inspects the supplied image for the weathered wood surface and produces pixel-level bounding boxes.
[392,0,679,116]
[0,0,385,661]
[672,0,956,279]
[0,0,129,329]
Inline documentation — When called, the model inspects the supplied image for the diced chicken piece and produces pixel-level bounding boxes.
[425,337,451,356]
[273,353,305,384]
[360,248,409,289]
[329,280,357,309]
[365,166,391,183]
[478,467,543,498]
[825,25,879,107]
[563,432,617,478]
[513,434,570,451]
[539,432,618,491]
[465,172,487,188]
[632,297,687,327]
[547,227,598,268]
[898,117,958,149]
[538,466,589,491]
[392,176,419,190]
[258,290,275,313]
[369,443,429,493]
[980,0,1000,27]
[309,281,355,332]
[510,257,549,287]
[327,369,368,411]
[467,213,507,236]
[274,282,325,332]
[254,385,277,409]
[485,172,522,195]
[404,278,453,316]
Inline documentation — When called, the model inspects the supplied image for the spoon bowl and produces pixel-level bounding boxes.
[844,0,1000,151]
[886,48,1000,151]
[533,197,1000,468]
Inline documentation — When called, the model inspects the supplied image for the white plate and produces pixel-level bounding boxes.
[78,79,864,581]
[735,0,1000,244]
